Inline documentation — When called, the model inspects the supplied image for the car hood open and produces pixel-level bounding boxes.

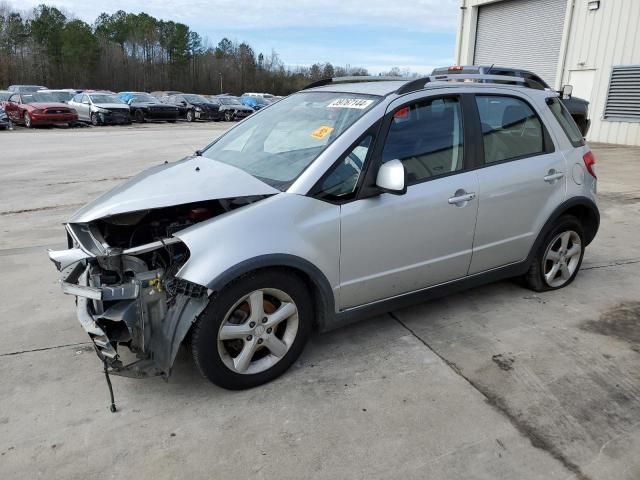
[69,156,279,223]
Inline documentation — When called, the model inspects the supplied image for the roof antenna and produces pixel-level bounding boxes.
[102,358,117,413]
[486,64,495,75]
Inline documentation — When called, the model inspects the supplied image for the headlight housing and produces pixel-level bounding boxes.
[95,107,110,114]
[194,106,202,112]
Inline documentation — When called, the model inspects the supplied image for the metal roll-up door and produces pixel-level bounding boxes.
[473,0,567,86]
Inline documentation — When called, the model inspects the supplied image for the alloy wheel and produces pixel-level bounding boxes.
[24,112,31,128]
[224,110,233,122]
[542,230,582,288]
[217,288,299,375]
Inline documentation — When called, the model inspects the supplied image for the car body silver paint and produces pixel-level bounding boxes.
[174,193,341,302]
[49,79,598,378]
[69,157,278,223]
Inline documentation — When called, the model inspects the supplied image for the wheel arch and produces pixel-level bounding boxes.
[205,254,336,332]
[528,196,600,264]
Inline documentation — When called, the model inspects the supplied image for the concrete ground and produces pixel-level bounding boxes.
[0,123,639,480]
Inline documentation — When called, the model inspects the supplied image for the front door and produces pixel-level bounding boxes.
[337,95,479,309]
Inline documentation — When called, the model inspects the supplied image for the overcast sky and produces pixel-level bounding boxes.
[16,0,459,74]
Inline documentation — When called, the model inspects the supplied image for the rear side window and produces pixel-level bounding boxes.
[475,95,545,164]
[381,97,464,184]
[546,97,585,147]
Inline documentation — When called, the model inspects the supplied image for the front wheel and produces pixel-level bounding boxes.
[224,110,233,122]
[186,110,195,122]
[134,109,145,123]
[90,112,100,126]
[191,270,312,389]
[524,215,585,291]
[23,112,32,128]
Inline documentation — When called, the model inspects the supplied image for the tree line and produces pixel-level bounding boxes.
[0,3,373,95]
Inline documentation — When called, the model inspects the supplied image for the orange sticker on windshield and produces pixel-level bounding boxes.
[311,126,334,139]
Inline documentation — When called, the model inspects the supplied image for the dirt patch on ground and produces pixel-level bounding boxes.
[581,301,640,348]
[597,192,640,205]
[492,353,515,371]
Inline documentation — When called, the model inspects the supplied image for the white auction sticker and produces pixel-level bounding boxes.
[327,98,374,109]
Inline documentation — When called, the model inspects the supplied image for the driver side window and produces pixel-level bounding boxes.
[316,134,373,201]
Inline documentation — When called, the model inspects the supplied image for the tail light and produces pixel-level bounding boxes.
[583,151,596,178]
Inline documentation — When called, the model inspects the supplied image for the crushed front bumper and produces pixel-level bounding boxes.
[48,244,208,378]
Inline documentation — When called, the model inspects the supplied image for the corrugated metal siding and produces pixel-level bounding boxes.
[604,66,640,120]
[561,0,640,145]
[473,0,567,86]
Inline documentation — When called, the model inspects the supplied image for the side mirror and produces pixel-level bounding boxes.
[376,159,407,195]
[561,84,573,99]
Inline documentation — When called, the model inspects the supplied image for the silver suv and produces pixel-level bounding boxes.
[48,75,599,391]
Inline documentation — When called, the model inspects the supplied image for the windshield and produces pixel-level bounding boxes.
[45,91,74,102]
[201,91,379,190]
[183,94,209,104]
[21,93,57,104]
[90,94,124,104]
[131,93,159,103]
[219,97,242,105]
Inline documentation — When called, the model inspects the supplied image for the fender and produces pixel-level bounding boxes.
[526,195,600,266]
[206,253,336,332]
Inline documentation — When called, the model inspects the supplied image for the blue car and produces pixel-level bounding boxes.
[240,95,270,110]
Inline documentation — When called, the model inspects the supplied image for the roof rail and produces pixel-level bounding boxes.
[396,77,431,95]
[303,75,406,90]
[428,73,529,86]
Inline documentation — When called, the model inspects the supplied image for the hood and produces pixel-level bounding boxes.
[28,102,71,109]
[93,103,129,110]
[131,101,175,108]
[192,102,218,108]
[69,156,279,223]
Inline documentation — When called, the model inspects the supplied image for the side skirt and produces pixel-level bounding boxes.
[323,261,530,332]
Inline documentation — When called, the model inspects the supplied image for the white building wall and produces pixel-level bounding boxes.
[455,0,640,146]
[561,0,640,145]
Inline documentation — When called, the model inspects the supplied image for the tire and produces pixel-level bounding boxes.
[186,110,195,122]
[90,112,100,126]
[23,112,32,128]
[134,109,145,123]
[524,215,585,292]
[192,269,312,389]
[224,110,233,122]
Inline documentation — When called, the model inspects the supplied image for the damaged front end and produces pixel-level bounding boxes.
[48,198,261,379]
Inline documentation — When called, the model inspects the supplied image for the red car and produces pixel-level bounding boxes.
[4,92,78,128]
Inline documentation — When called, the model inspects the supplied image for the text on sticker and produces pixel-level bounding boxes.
[327,98,374,109]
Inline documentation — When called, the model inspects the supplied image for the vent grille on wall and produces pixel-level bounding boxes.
[604,66,640,120]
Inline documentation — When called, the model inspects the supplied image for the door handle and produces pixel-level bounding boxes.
[448,191,476,205]
[544,170,565,183]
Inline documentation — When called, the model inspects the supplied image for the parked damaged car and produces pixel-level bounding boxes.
[118,92,179,123]
[68,92,132,126]
[210,95,254,121]
[4,92,78,127]
[49,77,598,395]
[162,93,222,122]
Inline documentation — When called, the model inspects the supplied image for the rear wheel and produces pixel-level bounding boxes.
[192,270,312,389]
[23,111,32,128]
[524,215,585,291]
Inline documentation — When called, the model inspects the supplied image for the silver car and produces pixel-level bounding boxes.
[68,92,131,126]
[48,75,599,391]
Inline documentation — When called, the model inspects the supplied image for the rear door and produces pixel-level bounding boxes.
[469,93,566,274]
